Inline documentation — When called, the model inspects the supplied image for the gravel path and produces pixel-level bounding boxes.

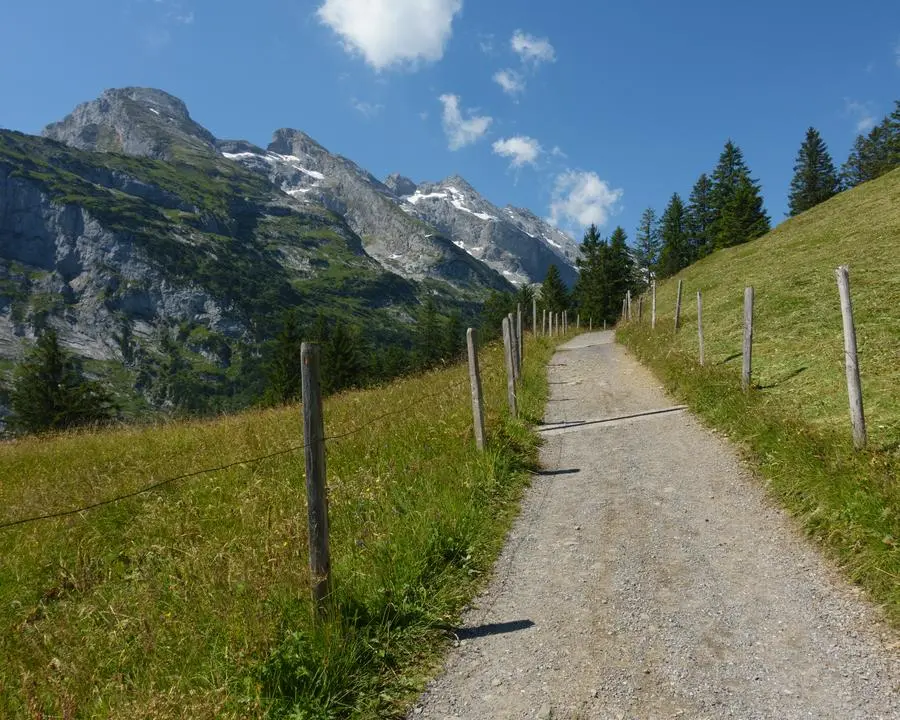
[410,331,899,720]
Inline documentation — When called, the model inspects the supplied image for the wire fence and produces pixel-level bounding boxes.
[0,375,471,532]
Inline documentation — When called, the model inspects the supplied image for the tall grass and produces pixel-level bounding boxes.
[617,168,900,627]
[0,335,556,718]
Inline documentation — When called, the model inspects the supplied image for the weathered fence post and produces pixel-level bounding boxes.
[638,296,643,323]
[517,304,523,367]
[627,291,632,322]
[742,287,754,392]
[674,279,684,331]
[532,298,537,336]
[502,317,518,417]
[543,308,547,336]
[835,265,867,449]
[603,319,607,331]
[697,290,705,367]
[301,342,331,613]
[577,313,580,330]
[466,328,486,451]
[508,312,520,383]
[651,280,657,330]
[589,317,593,331]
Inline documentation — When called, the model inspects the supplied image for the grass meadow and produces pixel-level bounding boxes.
[0,333,558,719]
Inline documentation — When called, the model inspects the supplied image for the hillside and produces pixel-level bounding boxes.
[631,167,900,447]
[0,335,555,718]
[618,168,900,621]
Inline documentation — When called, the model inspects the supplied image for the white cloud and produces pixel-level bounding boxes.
[845,99,877,133]
[439,94,493,150]
[549,170,623,230]
[317,0,462,70]
[492,136,542,168]
[479,33,495,54]
[351,98,383,118]
[550,145,566,158]
[511,30,556,65]
[493,69,525,96]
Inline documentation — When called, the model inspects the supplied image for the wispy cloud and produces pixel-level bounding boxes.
[351,98,383,118]
[511,30,556,65]
[844,99,877,133]
[549,170,622,233]
[133,0,194,49]
[492,136,542,168]
[439,94,492,150]
[493,69,525,97]
[317,0,462,71]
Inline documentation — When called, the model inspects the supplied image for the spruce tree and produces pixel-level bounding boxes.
[633,208,660,284]
[658,193,690,278]
[841,119,898,188]
[265,309,305,404]
[788,127,840,215]
[710,140,770,248]
[605,227,634,321]
[324,320,365,393]
[686,174,715,261]
[9,328,114,433]
[574,224,609,323]
[540,264,569,313]
[414,297,444,369]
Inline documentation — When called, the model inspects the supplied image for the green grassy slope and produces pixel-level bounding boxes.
[0,333,559,719]
[618,168,900,624]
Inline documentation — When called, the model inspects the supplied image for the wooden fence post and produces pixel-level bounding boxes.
[674,279,683,331]
[543,308,547,336]
[532,298,537,337]
[742,287,754,392]
[508,312,520,383]
[603,319,607,331]
[466,328,486,451]
[301,342,331,613]
[835,266,867,449]
[627,291,632,322]
[651,280,657,330]
[697,290,705,367]
[577,313,580,330]
[589,317,593,331]
[502,317,518,418]
[517,304,523,367]
[638,296,643,323]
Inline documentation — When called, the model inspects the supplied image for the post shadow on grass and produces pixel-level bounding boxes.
[758,367,808,390]
[718,352,742,365]
[532,468,580,477]
[453,619,535,641]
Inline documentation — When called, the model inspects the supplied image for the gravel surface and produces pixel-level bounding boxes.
[409,332,899,720]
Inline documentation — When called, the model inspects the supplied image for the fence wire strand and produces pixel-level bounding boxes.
[0,372,472,532]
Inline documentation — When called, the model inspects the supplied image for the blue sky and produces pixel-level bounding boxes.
[2,0,900,243]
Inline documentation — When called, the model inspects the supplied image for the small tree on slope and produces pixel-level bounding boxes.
[9,329,114,434]
[788,127,840,216]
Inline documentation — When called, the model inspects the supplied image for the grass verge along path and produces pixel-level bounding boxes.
[0,335,556,719]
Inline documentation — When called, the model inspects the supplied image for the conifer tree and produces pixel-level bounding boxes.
[414,297,444,368]
[574,224,609,322]
[605,226,634,320]
[633,208,660,284]
[686,174,715,261]
[841,116,899,188]
[9,328,114,433]
[710,140,770,247]
[324,320,365,393]
[265,309,305,404]
[788,127,840,215]
[540,264,569,312]
[442,311,465,362]
[658,193,690,278]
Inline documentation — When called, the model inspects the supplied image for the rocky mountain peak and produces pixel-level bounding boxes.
[268,128,328,159]
[384,173,417,197]
[42,87,216,160]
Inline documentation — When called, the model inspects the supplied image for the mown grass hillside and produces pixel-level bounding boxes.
[0,334,558,718]
[619,168,900,624]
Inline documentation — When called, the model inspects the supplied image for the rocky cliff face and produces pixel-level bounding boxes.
[393,176,580,287]
[42,88,217,161]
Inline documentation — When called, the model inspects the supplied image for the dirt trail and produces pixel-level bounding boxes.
[410,331,899,719]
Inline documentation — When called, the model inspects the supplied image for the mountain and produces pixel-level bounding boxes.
[390,175,581,286]
[221,130,509,291]
[0,86,579,420]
